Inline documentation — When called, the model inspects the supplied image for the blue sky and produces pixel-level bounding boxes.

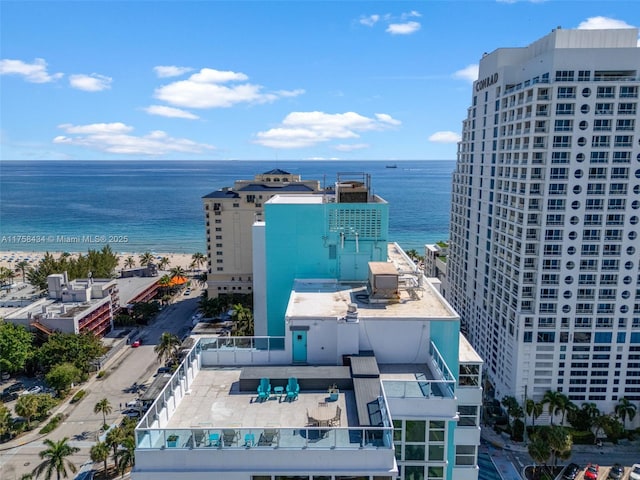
[1,1,638,161]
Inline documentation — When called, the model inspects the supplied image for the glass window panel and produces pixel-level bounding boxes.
[405,421,425,442]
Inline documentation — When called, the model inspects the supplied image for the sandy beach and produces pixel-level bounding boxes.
[0,250,199,275]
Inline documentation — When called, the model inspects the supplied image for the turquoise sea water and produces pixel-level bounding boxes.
[0,160,455,254]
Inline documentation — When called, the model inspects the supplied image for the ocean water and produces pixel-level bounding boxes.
[0,160,455,254]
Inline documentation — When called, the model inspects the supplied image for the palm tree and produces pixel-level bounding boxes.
[117,437,136,476]
[154,332,181,364]
[190,252,206,271]
[33,437,80,480]
[231,303,254,336]
[90,441,109,475]
[525,399,543,428]
[542,390,567,425]
[105,426,125,469]
[139,252,154,267]
[94,398,112,428]
[169,266,186,279]
[528,435,551,476]
[158,257,170,270]
[614,397,637,429]
[16,260,29,283]
[124,256,136,269]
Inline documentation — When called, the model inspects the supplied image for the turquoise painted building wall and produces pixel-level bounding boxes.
[264,198,389,336]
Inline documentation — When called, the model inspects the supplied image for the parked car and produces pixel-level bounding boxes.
[21,385,43,395]
[183,289,191,296]
[2,382,25,397]
[131,339,141,348]
[584,464,599,480]
[563,464,581,480]
[122,408,141,419]
[630,464,640,480]
[609,464,624,480]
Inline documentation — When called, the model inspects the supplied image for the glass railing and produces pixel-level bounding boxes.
[199,336,285,351]
[136,426,393,450]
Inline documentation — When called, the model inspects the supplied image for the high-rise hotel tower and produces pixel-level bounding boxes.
[448,27,640,413]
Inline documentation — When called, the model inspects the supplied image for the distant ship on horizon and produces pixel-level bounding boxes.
[385,164,397,168]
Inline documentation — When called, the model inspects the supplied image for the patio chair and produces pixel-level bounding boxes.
[222,429,237,446]
[329,406,342,426]
[306,409,319,427]
[257,377,271,402]
[258,428,278,446]
[286,377,299,402]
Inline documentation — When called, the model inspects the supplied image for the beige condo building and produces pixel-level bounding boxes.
[202,169,322,299]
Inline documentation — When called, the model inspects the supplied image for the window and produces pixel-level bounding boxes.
[578,71,591,82]
[587,183,605,195]
[618,103,637,115]
[616,119,635,131]
[613,152,631,163]
[606,214,624,225]
[581,244,599,256]
[458,406,479,427]
[582,229,600,241]
[555,71,575,82]
[614,135,632,147]
[589,168,607,179]
[551,152,569,164]
[554,119,573,131]
[584,214,602,225]
[608,198,625,210]
[594,119,612,131]
[547,199,566,210]
[609,183,627,195]
[590,152,609,164]
[592,135,610,147]
[595,103,614,114]
[620,86,638,98]
[611,167,629,179]
[556,103,575,115]
[548,184,567,195]
[455,445,477,466]
[585,199,603,210]
[553,136,571,148]
[597,86,615,98]
[557,86,576,98]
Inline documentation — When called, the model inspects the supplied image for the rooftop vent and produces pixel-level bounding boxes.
[345,303,359,322]
[367,262,400,304]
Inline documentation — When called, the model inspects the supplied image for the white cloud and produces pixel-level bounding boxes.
[375,113,401,126]
[428,131,461,143]
[54,122,214,155]
[69,73,112,92]
[360,14,380,27]
[386,21,421,35]
[143,105,199,120]
[154,68,304,109]
[577,16,635,30]
[333,143,369,152]
[0,58,63,83]
[358,12,421,35]
[254,111,401,149]
[453,64,479,83]
[153,65,193,78]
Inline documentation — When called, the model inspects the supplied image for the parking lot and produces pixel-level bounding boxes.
[565,464,636,480]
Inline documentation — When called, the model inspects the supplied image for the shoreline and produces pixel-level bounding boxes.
[0,250,200,274]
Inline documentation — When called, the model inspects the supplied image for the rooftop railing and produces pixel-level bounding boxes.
[136,426,392,450]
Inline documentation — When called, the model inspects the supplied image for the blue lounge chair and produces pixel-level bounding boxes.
[257,377,271,402]
[286,377,299,402]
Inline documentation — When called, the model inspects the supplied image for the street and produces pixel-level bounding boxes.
[0,286,201,480]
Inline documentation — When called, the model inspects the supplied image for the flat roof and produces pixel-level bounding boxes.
[165,368,355,429]
[116,276,160,305]
[459,334,483,364]
[287,280,455,320]
[267,194,325,204]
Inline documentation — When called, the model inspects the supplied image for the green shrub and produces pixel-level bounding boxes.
[570,429,595,445]
[70,389,86,404]
[39,413,65,434]
[96,370,106,379]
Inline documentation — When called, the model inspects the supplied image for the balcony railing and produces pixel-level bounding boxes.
[136,426,393,451]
